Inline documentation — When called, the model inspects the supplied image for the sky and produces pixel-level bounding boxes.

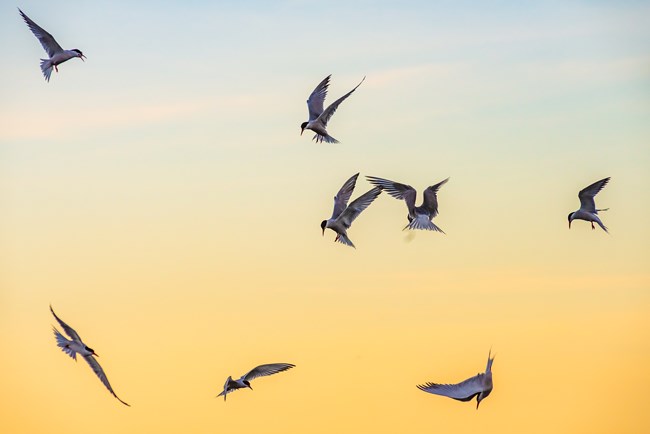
[1,0,649,433]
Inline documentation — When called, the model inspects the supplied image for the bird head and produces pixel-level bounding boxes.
[72,49,86,61]
[567,212,574,229]
[85,346,98,357]
[320,220,327,236]
[300,122,308,136]
[243,380,252,390]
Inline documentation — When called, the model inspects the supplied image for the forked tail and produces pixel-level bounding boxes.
[40,59,53,82]
[404,215,445,233]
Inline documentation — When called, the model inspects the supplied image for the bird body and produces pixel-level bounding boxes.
[19,8,85,81]
[417,350,495,409]
[322,173,382,248]
[301,75,365,143]
[568,177,610,232]
[217,363,295,401]
[366,176,449,232]
[50,305,129,406]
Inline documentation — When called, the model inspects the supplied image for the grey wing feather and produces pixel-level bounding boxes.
[243,363,295,382]
[50,305,82,342]
[19,9,63,57]
[417,374,485,400]
[338,187,382,228]
[578,177,610,213]
[331,173,359,219]
[318,76,365,127]
[83,355,130,406]
[307,75,331,121]
[422,178,449,217]
[366,176,417,214]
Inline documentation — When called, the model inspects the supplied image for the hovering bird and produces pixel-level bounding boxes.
[217,363,295,401]
[50,305,129,406]
[568,177,611,233]
[417,350,495,409]
[321,173,382,248]
[366,176,449,232]
[18,8,86,82]
[301,75,365,143]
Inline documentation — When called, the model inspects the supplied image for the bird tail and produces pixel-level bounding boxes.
[334,233,355,248]
[403,215,444,233]
[52,327,76,360]
[313,133,339,144]
[40,59,53,82]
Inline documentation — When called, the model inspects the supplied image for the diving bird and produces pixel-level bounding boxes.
[417,350,495,409]
[50,305,129,406]
[301,75,365,143]
[321,173,382,248]
[568,177,611,233]
[366,176,449,232]
[217,363,295,401]
[19,8,86,82]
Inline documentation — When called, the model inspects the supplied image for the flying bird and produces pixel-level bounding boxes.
[50,305,129,406]
[19,8,86,82]
[301,75,365,143]
[321,173,382,248]
[417,350,495,409]
[366,176,449,232]
[217,363,295,401]
[568,177,610,233]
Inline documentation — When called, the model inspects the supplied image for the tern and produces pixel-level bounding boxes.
[50,305,129,406]
[217,363,295,401]
[417,350,495,409]
[321,173,382,248]
[568,177,610,233]
[301,75,365,143]
[366,176,449,232]
[19,8,86,82]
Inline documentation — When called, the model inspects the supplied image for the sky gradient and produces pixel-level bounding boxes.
[1,1,649,433]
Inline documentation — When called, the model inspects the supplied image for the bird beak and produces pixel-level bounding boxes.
[93,352,99,357]
[321,227,325,236]
[568,221,571,229]
[81,55,86,61]
[300,128,304,136]
[248,385,253,390]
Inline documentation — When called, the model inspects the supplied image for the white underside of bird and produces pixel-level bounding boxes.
[417,350,495,409]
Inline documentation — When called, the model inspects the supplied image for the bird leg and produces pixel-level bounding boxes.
[54,64,59,73]
[591,222,595,230]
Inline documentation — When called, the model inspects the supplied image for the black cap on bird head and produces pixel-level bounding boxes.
[320,220,327,235]
[300,122,308,135]
[85,345,98,356]
[71,49,86,60]
[243,380,252,390]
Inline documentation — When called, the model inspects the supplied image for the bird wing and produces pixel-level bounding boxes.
[578,177,610,213]
[18,9,63,57]
[243,363,295,382]
[422,178,449,217]
[307,75,331,121]
[337,187,382,229]
[318,76,365,127]
[366,176,417,215]
[417,373,486,401]
[50,305,83,343]
[83,355,130,406]
[331,173,359,219]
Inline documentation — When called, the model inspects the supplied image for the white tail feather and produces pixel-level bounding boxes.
[40,59,53,82]
[404,215,445,233]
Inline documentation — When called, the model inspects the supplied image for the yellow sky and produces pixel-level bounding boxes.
[1,1,649,433]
